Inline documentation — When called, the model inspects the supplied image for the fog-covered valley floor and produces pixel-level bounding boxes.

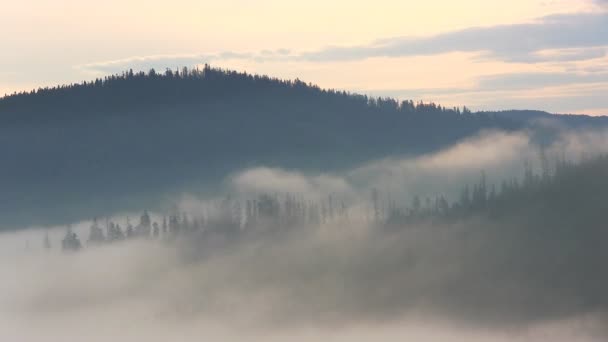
[3,220,608,341]
[3,129,608,341]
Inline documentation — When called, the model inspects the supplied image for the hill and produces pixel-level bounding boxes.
[0,65,606,228]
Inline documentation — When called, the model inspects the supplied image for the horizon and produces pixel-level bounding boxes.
[2,65,606,117]
[2,0,607,115]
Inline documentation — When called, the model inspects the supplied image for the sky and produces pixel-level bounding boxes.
[1,0,607,114]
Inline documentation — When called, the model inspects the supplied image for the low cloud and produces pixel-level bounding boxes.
[3,211,608,341]
[300,13,608,64]
[5,129,608,340]
[218,129,608,210]
[230,168,352,199]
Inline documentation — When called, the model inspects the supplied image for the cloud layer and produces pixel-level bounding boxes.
[79,12,608,74]
[300,13,608,63]
[3,208,608,341]
[4,128,608,340]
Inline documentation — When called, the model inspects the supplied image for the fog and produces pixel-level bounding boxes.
[3,222,607,341]
[3,129,608,341]
[228,127,608,206]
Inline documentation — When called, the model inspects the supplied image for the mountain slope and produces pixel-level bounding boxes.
[0,66,605,228]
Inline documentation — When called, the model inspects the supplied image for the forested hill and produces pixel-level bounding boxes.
[0,65,605,228]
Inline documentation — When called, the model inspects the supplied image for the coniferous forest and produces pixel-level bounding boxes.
[50,152,608,253]
[4,66,608,341]
[2,66,608,229]
[31,150,608,332]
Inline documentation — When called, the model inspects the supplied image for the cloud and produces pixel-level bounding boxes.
[216,131,536,209]
[77,11,608,76]
[477,71,608,91]
[221,129,608,208]
[342,131,530,202]
[518,47,607,63]
[300,13,608,63]
[595,0,608,7]
[230,168,352,199]
[75,54,212,74]
[3,205,608,341]
[5,129,608,340]
[76,50,294,74]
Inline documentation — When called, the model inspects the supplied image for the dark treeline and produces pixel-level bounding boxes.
[383,153,608,226]
[53,152,608,253]
[57,193,347,252]
[2,65,479,120]
[3,65,608,229]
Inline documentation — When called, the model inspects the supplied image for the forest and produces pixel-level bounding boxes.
[52,151,608,256]
[2,66,608,229]
[28,149,605,332]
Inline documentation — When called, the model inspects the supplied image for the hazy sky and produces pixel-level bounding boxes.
[1,0,607,114]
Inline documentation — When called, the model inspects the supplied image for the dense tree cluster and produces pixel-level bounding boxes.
[55,193,350,251]
[380,153,608,230]
[48,152,608,252]
[1,65,476,118]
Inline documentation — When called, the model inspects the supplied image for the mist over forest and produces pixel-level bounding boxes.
[2,65,608,228]
[3,67,608,341]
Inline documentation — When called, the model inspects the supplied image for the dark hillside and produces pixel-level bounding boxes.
[0,65,602,228]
